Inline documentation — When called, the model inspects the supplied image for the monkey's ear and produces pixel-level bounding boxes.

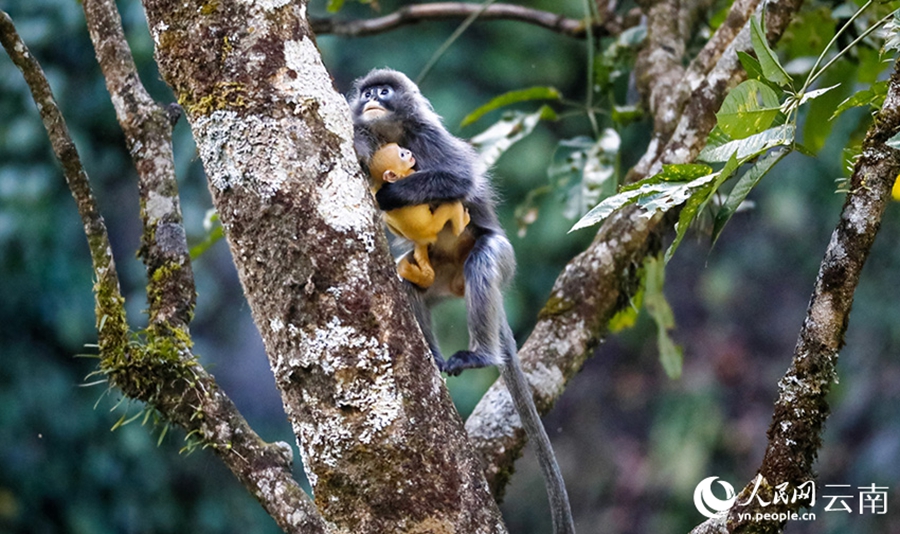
[383,170,400,183]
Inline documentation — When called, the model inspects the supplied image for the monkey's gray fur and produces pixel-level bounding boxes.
[349,68,575,534]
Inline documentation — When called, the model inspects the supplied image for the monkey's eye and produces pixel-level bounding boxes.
[363,89,372,99]
[380,87,392,98]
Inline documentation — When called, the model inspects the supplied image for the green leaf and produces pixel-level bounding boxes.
[595,26,647,91]
[698,124,795,162]
[568,185,644,231]
[618,24,648,48]
[716,80,781,139]
[611,105,643,125]
[886,131,900,150]
[470,106,552,168]
[620,163,713,192]
[831,81,889,120]
[635,174,719,218]
[665,153,741,262]
[665,183,714,263]
[737,50,766,82]
[882,10,900,55]
[608,285,643,332]
[704,126,733,151]
[644,255,683,379]
[750,16,792,87]
[782,84,841,114]
[795,84,840,107]
[461,87,561,127]
[569,164,718,232]
[712,148,789,243]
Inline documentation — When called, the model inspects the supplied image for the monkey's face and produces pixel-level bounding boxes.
[358,85,395,121]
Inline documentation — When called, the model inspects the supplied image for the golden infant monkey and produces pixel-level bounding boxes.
[368,143,470,288]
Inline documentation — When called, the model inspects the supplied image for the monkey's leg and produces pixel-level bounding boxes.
[442,233,513,375]
[398,245,435,288]
[405,282,445,370]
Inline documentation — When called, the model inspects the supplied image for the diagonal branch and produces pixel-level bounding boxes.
[716,59,900,534]
[633,0,716,147]
[630,0,760,180]
[465,0,804,498]
[78,1,327,532]
[0,8,128,360]
[4,6,326,532]
[310,2,630,39]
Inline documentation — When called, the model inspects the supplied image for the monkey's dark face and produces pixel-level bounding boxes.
[353,81,408,144]
[358,84,396,121]
[350,69,443,156]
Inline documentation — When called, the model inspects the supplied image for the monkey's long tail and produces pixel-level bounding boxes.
[499,319,576,534]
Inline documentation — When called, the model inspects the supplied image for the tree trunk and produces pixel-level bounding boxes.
[139,0,505,531]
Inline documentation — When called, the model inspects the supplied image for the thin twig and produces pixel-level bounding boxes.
[310,2,623,39]
[416,0,497,84]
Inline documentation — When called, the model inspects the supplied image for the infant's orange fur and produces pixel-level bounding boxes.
[369,143,470,288]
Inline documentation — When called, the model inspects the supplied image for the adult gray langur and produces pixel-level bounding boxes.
[348,68,575,534]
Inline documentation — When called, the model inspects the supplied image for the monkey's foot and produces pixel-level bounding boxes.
[441,350,498,376]
[398,257,435,288]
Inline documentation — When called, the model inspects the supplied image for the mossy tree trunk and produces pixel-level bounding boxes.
[138,0,505,532]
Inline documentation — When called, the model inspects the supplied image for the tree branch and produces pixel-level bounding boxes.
[310,2,630,39]
[0,8,128,362]
[74,2,328,531]
[723,59,900,534]
[630,0,801,181]
[82,0,195,331]
[3,6,327,532]
[633,0,716,144]
[465,0,804,498]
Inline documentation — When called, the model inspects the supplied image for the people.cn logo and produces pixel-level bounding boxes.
[694,476,737,519]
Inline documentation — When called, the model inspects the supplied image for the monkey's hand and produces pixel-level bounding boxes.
[375,169,471,211]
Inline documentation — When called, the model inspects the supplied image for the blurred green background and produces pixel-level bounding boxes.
[1,0,899,533]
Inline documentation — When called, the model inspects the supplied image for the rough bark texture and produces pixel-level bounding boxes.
[139,0,504,532]
[723,60,900,534]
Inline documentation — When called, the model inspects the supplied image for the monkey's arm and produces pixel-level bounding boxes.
[375,169,472,210]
